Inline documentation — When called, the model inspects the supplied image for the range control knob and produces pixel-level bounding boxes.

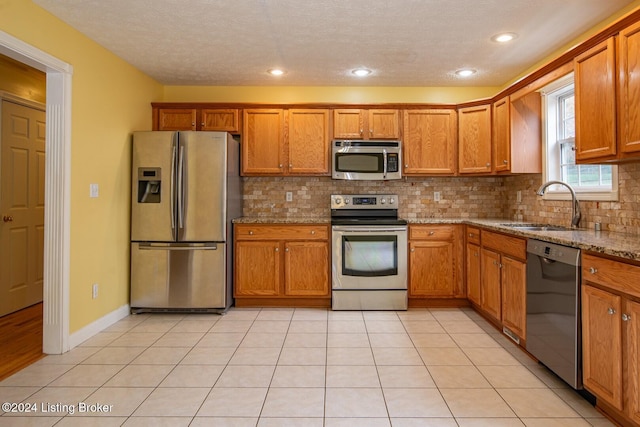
[344,198,350,204]
[334,197,342,205]
[389,198,395,204]
[381,198,387,204]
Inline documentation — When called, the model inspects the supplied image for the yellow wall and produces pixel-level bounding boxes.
[162,85,499,104]
[0,0,163,333]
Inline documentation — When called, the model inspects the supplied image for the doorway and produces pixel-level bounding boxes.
[0,30,72,355]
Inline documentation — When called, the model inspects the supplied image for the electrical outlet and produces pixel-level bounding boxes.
[92,283,98,299]
[516,190,522,203]
[286,191,293,202]
[434,191,441,202]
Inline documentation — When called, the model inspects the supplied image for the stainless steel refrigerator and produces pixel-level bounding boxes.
[130,131,241,313]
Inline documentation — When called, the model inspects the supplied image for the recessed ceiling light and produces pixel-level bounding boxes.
[491,32,518,43]
[267,68,285,76]
[455,68,477,78]
[352,68,372,77]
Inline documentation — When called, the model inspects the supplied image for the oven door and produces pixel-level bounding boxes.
[332,225,407,290]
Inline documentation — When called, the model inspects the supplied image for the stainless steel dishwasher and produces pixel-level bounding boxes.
[526,239,582,389]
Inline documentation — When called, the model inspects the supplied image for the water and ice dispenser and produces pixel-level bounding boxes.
[137,167,161,203]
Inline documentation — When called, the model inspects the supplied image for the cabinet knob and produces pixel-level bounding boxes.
[503,160,508,164]
[622,313,632,322]
[485,163,491,168]
[275,247,279,252]
[289,164,292,168]
[311,230,316,235]
[589,267,598,274]
[279,164,283,168]
[469,233,474,237]
[429,231,435,236]
[201,122,205,126]
[405,164,409,168]
[608,307,616,315]
[369,129,373,136]
[249,231,253,235]
[285,248,289,252]
[411,248,415,252]
[191,122,196,126]
[360,129,363,135]
[498,263,503,268]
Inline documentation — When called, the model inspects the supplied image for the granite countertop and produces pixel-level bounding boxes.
[233,217,640,262]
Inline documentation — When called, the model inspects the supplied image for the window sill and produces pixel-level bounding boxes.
[542,190,618,202]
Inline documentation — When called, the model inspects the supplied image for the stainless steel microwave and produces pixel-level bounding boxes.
[331,140,402,180]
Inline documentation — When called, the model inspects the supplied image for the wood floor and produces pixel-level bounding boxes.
[0,303,44,381]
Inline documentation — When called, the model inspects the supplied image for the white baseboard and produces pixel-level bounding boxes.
[68,304,130,350]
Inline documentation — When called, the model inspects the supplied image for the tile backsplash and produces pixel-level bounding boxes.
[242,163,640,235]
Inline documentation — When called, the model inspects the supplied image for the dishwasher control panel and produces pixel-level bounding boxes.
[527,239,581,266]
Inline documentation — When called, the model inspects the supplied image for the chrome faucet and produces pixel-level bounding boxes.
[536,180,582,228]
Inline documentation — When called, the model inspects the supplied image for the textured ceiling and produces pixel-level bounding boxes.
[34,0,636,86]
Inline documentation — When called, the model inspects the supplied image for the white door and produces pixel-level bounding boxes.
[0,100,46,317]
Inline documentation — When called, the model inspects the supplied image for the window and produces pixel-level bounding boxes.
[542,74,618,201]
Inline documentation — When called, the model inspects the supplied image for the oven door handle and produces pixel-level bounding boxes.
[332,226,407,232]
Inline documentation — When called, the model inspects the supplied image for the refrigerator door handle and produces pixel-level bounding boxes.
[177,144,185,230]
[170,143,177,231]
[138,243,218,251]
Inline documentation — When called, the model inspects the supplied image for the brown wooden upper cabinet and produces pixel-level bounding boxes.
[492,93,542,174]
[333,109,400,139]
[155,107,240,132]
[403,109,457,175]
[575,20,640,163]
[242,108,330,176]
[458,104,492,174]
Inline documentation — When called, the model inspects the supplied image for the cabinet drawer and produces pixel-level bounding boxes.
[410,225,455,241]
[466,227,481,245]
[582,254,640,299]
[481,230,526,260]
[235,224,328,240]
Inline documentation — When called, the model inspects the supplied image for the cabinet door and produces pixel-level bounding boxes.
[582,284,623,410]
[368,109,400,139]
[234,241,280,296]
[509,92,542,173]
[333,109,364,138]
[403,109,457,175]
[158,108,196,131]
[284,241,329,296]
[409,240,456,297]
[288,109,330,175]
[575,37,617,161]
[627,299,640,424]
[466,243,481,305]
[500,256,526,339]
[480,248,501,321]
[458,105,492,174]
[493,97,511,172]
[201,109,239,132]
[242,109,284,175]
[618,21,640,156]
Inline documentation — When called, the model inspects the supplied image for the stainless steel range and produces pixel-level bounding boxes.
[331,194,408,310]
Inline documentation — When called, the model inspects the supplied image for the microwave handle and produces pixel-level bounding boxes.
[383,149,387,179]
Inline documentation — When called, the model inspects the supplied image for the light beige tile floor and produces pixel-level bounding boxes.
[0,307,613,426]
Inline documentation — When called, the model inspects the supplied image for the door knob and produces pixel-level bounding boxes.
[3,216,13,222]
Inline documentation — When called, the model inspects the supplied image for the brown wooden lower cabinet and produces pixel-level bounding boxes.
[234,224,330,307]
[408,225,466,306]
[582,253,640,426]
[468,228,526,342]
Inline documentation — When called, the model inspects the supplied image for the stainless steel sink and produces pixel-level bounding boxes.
[500,224,573,231]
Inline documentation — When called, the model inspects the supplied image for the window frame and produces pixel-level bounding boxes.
[541,73,618,202]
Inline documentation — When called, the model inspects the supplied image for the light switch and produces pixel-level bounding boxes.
[434,191,441,202]
[286,192,293,202]
[90,183,99,198]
